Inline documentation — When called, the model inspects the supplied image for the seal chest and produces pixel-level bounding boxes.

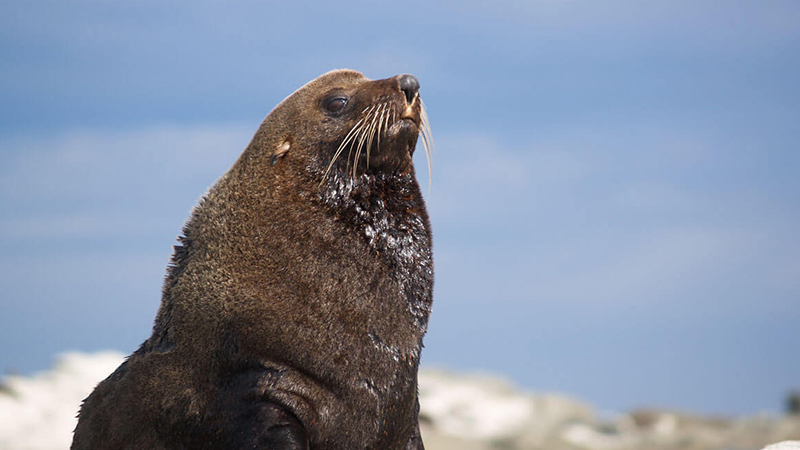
[72,70,434,450]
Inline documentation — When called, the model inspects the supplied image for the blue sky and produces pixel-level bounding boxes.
[1,0,799,415]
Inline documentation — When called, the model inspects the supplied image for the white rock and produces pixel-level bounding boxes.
[560,422,637,450]
[2,353,798,450]
[0,351,124,450]
[418,368,595,445]
[418,369,535,440]
[763,442,800,450]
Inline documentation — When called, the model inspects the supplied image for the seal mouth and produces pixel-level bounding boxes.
[400,105,421,127]
[398,117,420,130]
[389,117,419,135]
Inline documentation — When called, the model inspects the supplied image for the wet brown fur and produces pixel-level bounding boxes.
[72,70,433,450]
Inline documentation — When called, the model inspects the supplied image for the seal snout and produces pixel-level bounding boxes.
[398,74,420,104]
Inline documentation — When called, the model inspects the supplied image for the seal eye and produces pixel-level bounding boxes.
[325,97,348,114]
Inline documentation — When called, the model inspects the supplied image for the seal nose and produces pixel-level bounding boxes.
[398,74,420,104]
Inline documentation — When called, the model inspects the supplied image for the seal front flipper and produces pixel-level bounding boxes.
[405,397,425,450]
[224,402,309,450]
[208,370,309,450]
[406,422,425,450]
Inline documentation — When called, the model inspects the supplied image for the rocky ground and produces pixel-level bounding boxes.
[1,352,798,450]
[418,370,800,450]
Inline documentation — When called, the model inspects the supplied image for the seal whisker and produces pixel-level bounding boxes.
[322,116,367,184]
[384,105,393,160]
[375,103,388,159]
[346,107,380,177]
[419,99,434,188]
[355,115,376,177]
[348,105,380,177]
[346,122,366,176]
[333,119,365,167]
[365,103,383,171]
[362,106,375,172]
[352,106,376,178]
[420,100,434,155]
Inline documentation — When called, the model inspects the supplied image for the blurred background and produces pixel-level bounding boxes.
[1,0,798,417]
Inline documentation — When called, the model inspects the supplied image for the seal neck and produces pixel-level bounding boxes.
[317,170,434,329]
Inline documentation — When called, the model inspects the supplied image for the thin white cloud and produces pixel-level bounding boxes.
[533,226,762,303]
[1,125,251,201]
[425,127,800,309]
[456,0,800,52]
[0,125,252,240]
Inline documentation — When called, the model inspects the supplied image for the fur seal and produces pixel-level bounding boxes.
[72,69,434,450]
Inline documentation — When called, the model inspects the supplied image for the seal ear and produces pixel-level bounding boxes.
[271,140,291,166]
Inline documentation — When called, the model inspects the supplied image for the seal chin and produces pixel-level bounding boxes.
[367,119,417,173]
[385,119,418,144]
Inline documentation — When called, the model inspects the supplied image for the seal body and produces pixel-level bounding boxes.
[72,70,433,450]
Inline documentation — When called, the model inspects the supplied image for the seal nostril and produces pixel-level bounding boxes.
[398,74,420,104]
